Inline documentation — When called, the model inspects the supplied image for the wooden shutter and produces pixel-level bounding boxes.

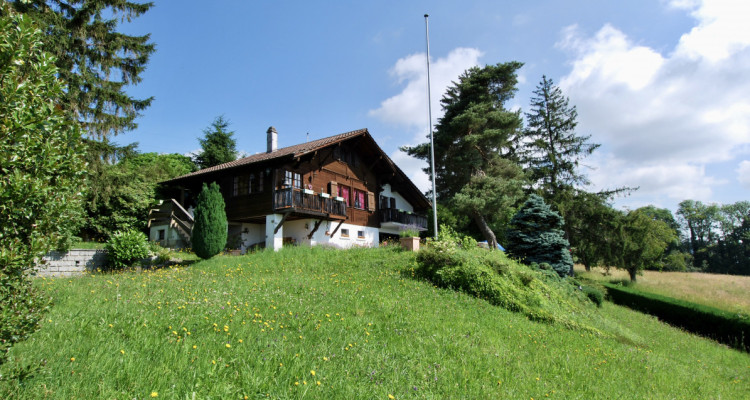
[328,181,338,196]
[367,192,376,211]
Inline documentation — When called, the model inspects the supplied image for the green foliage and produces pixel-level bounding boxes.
[0,5,85,366]
[604,283,750,351]
[403,62,526,248]
[417,228,596,330]
[81,147,196,240]
[559,190,621,271]
[105,230,150,270]
[195,116,238,169]
[10,0,155,138]
[191,182,228,259]
[618,208,676,281]
[506,195,573,277]
[398,227,420,238]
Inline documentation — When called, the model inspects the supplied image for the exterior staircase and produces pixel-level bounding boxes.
[148,199,194,248]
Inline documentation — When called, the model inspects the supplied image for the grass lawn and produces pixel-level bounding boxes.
[576,265,750,315]
[2,247,748,399]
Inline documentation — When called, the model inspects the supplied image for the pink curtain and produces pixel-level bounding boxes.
[356,190,365,209]
[339,186,350,206]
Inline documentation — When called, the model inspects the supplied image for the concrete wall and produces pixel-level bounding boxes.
[36,249,107,277]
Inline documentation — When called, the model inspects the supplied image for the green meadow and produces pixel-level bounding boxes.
[2,246,748,399]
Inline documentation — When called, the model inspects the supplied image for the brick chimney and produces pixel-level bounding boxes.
[267,126,277,153]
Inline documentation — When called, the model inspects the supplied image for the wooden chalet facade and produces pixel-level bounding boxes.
[148,128,430,251]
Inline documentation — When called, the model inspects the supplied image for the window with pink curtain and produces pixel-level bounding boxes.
[338,185,350,206]
[354,190,365,209]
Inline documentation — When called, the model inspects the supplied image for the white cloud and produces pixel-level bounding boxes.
[557,0,750,205]
[390,150,431,193]
[369,47,483,131]
[738,160,750,188]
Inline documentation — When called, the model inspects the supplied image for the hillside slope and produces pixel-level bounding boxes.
[2,246,748,399]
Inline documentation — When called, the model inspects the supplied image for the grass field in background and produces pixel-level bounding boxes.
[576,266,750,315]
[2,247,748,399]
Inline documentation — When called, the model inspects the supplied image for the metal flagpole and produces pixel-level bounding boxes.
[424,14,438,239]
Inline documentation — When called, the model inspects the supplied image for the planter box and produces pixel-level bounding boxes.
[335,196,344,202]
[304,189,315,195]
[319,193,330,198]
[400,236,420,252]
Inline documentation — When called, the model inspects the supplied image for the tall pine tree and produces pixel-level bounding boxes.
[11,0,155,138]
[403,62,526,249]
[522,76,599,199]
[195,116,238,169]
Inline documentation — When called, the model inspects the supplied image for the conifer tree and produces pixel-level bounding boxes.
[506,194,573,277]
[522,76,599,199]
[403,62,526,248]
[10,0,155,138]
[191,182,227,259]
[195,116,238,169]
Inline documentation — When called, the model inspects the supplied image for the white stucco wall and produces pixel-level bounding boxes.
[380,184,413,212]
[267,218,378,249]
[149,224,187,248]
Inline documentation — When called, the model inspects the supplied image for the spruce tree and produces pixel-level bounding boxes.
[191,182,228,259]
[10,0,155,138]
[522,76,599,199]
[195,116,238,169]
[506,194,573,277]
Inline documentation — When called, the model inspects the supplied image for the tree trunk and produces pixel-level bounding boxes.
[628,268,637,282]
[471,211,497,250]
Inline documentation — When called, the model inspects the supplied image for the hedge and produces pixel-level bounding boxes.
[603,283,749,351]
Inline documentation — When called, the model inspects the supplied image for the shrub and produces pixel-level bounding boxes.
[105,230,150,270]
[506,194,573,277]
[192,182,227,259]
[582,286,604,307]
[604,283,750,351]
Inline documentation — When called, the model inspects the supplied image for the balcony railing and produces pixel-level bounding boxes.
[273,188,347,217]
[379,208,428,230]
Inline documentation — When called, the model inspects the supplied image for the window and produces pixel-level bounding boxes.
[258,172,264,192]
[248,174,255,194]
[338,185,350,207]
[357,230,365,239]
[353,189,366,209]
[341,228,349,238]
[233,176,239,196]
[158,229,165,241]
[284,170,302,189]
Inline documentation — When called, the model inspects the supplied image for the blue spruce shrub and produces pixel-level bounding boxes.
[506,194,573,277]
[191,182,228,259]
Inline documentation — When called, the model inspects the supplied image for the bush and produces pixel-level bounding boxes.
[582,286,604,307]
[192,182,227,259]
[604,283,750,351]
[105,230,150,270]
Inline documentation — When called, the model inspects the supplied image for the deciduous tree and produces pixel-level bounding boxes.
[0,6,86,365]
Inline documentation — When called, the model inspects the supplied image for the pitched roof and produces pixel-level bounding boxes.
[165,128,368,183]
[164,128,431,209]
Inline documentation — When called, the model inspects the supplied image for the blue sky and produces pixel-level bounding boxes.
[119,0,749,212]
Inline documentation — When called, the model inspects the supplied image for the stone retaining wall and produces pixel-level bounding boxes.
[36,249,108,277]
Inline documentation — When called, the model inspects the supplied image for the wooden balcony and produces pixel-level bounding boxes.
[379,208,428,231]
[273,188,347,218]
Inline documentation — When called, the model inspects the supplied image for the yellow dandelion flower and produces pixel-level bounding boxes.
[294,382,299,386]
[150,392,158,398]
[310,370,316,376]
[226,343,231,348]
[70,357,75,362]
[388,395,395,399]
[316,381,321,386]
[120,350,125,354]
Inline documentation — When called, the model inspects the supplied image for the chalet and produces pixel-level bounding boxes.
[148,127,430,251]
